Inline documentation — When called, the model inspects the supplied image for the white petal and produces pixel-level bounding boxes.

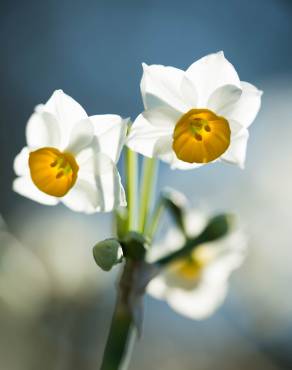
[141,63,188,112]
[147,275,169,300]
[43,90,88,145]
[147,228,185,263]
[142,105,181,128]
[185,51,241,106]
[204,253,244,284]
[62,148,100,213]
[95,165,126,212]
[207,84,242,113]
[229,119,245,136]
[153,136,174,160]
[61,178,98,214]
[89,115,128,163]
[221,129,249,168]
[76,147,97,173]
[183,210,207,238]
[220,81,262,128]
[127,112,173,158]
[204,231,247,283]
[75,150,126,213]
[65,118,94,155]
[13,147,30,177]
[13,177,59,206]
[26,110,61,150]
[166,281,228,319]
[180,76,198,108]
[170,155,204,170]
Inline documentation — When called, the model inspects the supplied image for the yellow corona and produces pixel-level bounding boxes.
[29,147,79,197]
[170,246,215,281]
[173,109,231,163]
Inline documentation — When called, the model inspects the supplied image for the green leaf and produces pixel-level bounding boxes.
[120,232,148,260]
[93,238,123,271]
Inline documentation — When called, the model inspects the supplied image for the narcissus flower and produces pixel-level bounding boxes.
[13,90,127,213]
[127,52,262,169]
[147,211,246,319]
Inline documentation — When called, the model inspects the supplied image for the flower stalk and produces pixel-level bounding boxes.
[125,148,138,231]
[100,261,137,370]
[138,158,158,233]
[145,195,164,240]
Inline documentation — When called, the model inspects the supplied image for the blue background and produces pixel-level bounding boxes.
[1,1,292,369]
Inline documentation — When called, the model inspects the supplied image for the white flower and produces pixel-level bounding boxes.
[127,51,262,169]
[13,90,127,213]
[147,210,247,319]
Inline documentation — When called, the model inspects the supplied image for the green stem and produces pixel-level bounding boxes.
[100,261,138,370]
[145,196,165,241]
[101,150,140,370]
[138,158,158,233]
[125,148,138,232]
[100,300,134,370]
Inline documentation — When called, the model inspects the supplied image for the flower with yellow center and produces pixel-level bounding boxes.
[127,51,262,169]
[13,90,128,213]
[147,209,246,319]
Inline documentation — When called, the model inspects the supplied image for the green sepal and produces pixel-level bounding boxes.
[93,238,123,271]
[162,188,187,233]
[120,232,149,261]
[156,213,235,266]
[200,213,235,242]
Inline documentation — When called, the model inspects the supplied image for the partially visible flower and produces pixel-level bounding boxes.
[147,210,246,319]
[13,90,127,213]
[127,51,262,169]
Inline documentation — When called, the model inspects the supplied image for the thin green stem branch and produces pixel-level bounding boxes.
[125,148,138,232]
[145,196,165,241]
[138,158,158,233]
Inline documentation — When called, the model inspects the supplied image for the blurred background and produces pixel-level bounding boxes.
[1,0,292,369]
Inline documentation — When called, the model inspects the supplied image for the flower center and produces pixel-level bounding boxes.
[172,109,231,163]
[171,246,215,281]
[28,147,79,197]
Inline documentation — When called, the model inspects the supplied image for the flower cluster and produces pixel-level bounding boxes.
[13,51,261,320]
[14,52,261,212]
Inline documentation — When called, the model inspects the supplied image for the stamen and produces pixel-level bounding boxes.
[56,171,64,179]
